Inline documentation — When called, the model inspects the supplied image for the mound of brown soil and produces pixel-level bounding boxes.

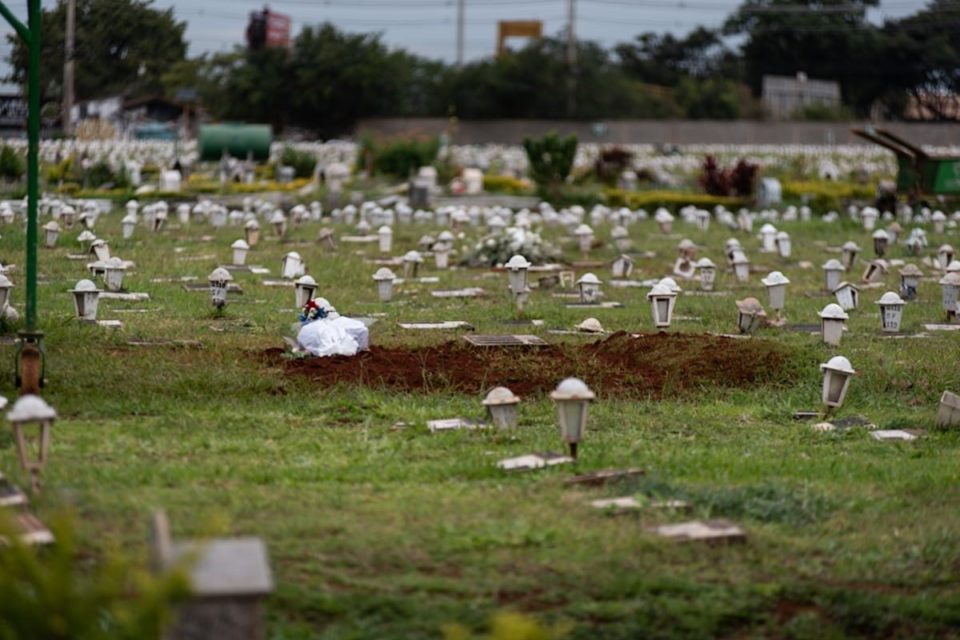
[269,332,792,398]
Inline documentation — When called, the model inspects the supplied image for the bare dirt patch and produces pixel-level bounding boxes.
[267,332,794,398]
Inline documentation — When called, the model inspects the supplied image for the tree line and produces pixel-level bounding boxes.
[7,0,960,137]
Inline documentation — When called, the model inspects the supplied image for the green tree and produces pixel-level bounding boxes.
[6,0,187,106]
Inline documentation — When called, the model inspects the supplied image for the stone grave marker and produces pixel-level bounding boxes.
[463,334,548,347]
[100,292,151,302]
[497,452,573,472]
[183,283,243,294]
[937,391,960,427]
[590,497,692,513]
[398,321,474,330]
[871,429,922,441]
[431,288,485,298]
[649,520,746,543]
[427,418,485,433]
[564,468,645,486]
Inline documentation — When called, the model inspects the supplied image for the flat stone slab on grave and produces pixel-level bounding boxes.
[685,290,731,297]
[366,257,404,266]
[498,319,545,327]
[609,279,660,288]
[249,267,271,275]
[97,320,123,329]
[649,519,746,544]
[151,276,197,283]
[497,452,573,472]
[260,280,294,287]
[67,254,89,260]
[547,329,607,336]
[564,468,645,486]
[786,324,821,333]
[552,292,581,299]
[463,334,549,347]
[340,235,378,243]
[871,429,923,441]
[924,324,960,332]
[177,254,218,262]
[793,410,820,421]
[224,264,266,273]
[432,288,485,298]
[398,321,474,330]
[565,301,625,309]
[113,308,153,314]
[169,538,273,597]
[395,277,440,285]
[427,418,486,433]
[183,283,243,294]
[0,473,27,507]
[100,292,150,301]
[4,512,54,546]
[591,497,692,512]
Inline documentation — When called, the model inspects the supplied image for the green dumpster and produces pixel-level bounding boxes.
[198,124,272,162]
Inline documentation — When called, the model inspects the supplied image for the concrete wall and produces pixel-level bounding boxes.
[355,118,960,146]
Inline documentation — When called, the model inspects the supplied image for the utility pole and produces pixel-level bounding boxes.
[63,0,76,136]
[456,0,465,67]
[566,0,576,118]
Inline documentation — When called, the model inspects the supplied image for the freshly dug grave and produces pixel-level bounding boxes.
[270,332,795,399]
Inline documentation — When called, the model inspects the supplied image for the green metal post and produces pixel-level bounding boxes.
[25,0,40,332]
[0,0,45,392]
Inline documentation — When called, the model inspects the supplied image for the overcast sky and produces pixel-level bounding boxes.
[0,0,932,82]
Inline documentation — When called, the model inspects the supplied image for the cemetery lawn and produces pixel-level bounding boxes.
[3,213,960,639]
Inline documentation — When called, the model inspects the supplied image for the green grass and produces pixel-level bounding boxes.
[2,210,960,639]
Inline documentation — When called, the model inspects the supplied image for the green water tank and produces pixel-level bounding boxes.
[198,124,273,162]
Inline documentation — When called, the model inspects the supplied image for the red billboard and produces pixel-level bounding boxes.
[246,7,292,50]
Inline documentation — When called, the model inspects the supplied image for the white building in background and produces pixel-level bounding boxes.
[762,73,841,119]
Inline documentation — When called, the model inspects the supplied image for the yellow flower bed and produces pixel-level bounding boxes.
[483,174,533,195]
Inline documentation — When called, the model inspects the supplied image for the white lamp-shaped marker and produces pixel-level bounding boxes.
[611,226,631,252]
[611,254,634,278]
[938,244,955,270]
[735,297,766,334]
[60,205,76,229]
[821,355,855,409]
[402,250,423,279]
[759,223,777,252]
[122,213,137,239]
[898,264,923,301]
[841,241,861,271]
[658,277,682,318]
[695,208,710,231]
[677,238,696,260]
[7,394,57,492]
[43,221,60,248]
[505,254,531,296]
[654,208,673,233]
[294,275,318,308]
[551,377,595,460]
[732,252,751,283]
[377,225,393,253]
[938,272,960,321]
[482,386,520,430]
[647,283,677,330]
[833,281,860,311]
[862,259,888,283]
[245,219,261,246]
[695,257,717,291]
[872,229,889,257]
[231,239,250,266]
[861,207,878,231]
[372,267,396,302]
[77,229,96,251]
[818,303,848,346]
[574,224,594,256]
[90,239,110,262]
[761,271,790,320]
[0,274,12,311]
[876,291,905,333]
[177,203,190,225]
[434,243,451,269]
[281,251,304,279]
[887,222,902,244]
[208,267,233,311]
[103,257,127,292]
[317,227,336,250]
[823,259,845,291]
[724,238,742,265]
[270,211,287,237]
[70,279,101,321]
[932,210,946,233]
[576,273,603,304]
[775,231,792,258]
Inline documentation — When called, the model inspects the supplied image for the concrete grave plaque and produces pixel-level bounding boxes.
[249,267,271,275]
[650,519,746,543]
[427,418,485,432]
[398,321,473,330]
[0,473,27,507]
[565,301,624,309]
[177,254,218,262]
[341,235,378,243]
[100,292,151,301]
[463,334,548,347]
[924,324,960,332]
[610,279,660,288]
[260,280,294,287]
[151,276,197,283]
[564,468,645,487]
[591,497,692,512]
[97,320,123,329]
[3,512,54,546]
[497,452,573,472]
[431,288,485,298]
[183,283,243,294]
[937,391,960,427]
[871,429,921,441]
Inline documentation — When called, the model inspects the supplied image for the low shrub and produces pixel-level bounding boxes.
[359,133,440,179]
